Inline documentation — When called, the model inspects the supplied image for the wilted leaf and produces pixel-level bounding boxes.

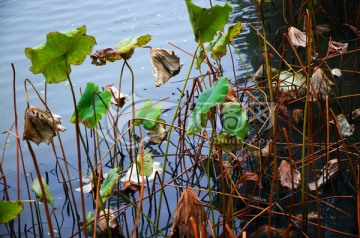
[169,188,208,238]
[23,106,66,145]
[31,177,54,206]
[211,22,242,60]
[185,0,232,43]
[328,38,348,54]
[90,48,121,66]
[120,162,162,184]
[272,71,306,93]
[114,35,151,60]
[122,180,141,192]
[309,159,338,191]
[331,68,342,78]
[150,48,182,87]
[99,209,119,231]
[291,109,303,124]
[100,167,120,203]
[25,25,96,84]
[258,139,272,157]
[134,100,162,130]
[147,121,167,144]
[331,114,355,137]
[309,67,334,101]
[254,64,279,79]
[137,150,154,177]
[187,77,229,135]
[221,102,249,139]
[70,82,111,129]
[278,160,301,189]
[288,26,307,48]
[103,84,129,107]
[224,85,238,102]
[242,172,262,188]
[351,108,360,121]
[0,201,24,224]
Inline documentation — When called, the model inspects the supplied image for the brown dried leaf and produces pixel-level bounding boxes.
[331,114,355,137]
[169,188,208,238]
[278,160,301,189]
[150,48,182,87]
[295,211,323,220]
[250,225,294,238]
[288,26,307,48]
[103,84,129,107]
[258,139,272,157]
[122,180,141,192]
[291,109,303,124]
[224,85,238,102]
[309,159,338,191]
[309,67,334,101]
[90,48,122,66]
[23,106,66,145]
[243,172,262,189]
[328,38,348,54]
[352,108,360,121]
[99,209,119,231]
[253,64,279,80]
[147,121,167,144]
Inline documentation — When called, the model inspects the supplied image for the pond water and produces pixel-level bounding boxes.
[1,0,358,237]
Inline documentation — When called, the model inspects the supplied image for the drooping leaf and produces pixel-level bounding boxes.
[187,77,229,135]
[185,0,232,43]
[134,100,162,130]
[287,26,307,48]
[278,160,301,189]
[309,159,338,191]
[100,167,120,203]
[103,84,129,107]
[332,114,355,137]
[221,102,249,139]
[70,82,111,129]
[309,67,334,101]
[150,48,182,87]
[114,35,151,60]
[328,38,348,54]
[272,71,306,93]
[211,22,242,60]
[31,177,54,206]
[23,106,66,145]
[291,109,304,124]
[137,150,154,177]
[147,121,167,144]
[99,209,120,233]
[90,48,121,66]
[25,25,96,84]
[169,188,208,238]
[258,139,273,157]
[122,180,141,192]
[0,201,24,224]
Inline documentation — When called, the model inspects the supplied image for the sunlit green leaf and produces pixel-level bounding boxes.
[221,102,248,139]
[137,150,154,177]
[211,22,242,60]
[114,35,151,60]
[187,77,229,135]
[70,82,111,129]
[31,177,54,206]
[0,201,24,224]
[100,167,120,203]
[134,100,162,130]
[25,25,96,84]
[185,0,232,43]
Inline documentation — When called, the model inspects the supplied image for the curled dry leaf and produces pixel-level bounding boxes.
[147,121,167,144]
[309,67,334,101]
[258,139,272,157]
[291,109,303,124]
[331,114,355,137]
[309,159,339,191]
[224,85,238,102]
[278,160,301,189]
[328,38,348,54]
[122,180,141,192]
[99,209,119,231]
[150,48,182,87]
[288,26,307,48]
[90,48,121,66]
[23,106,66,145]
[351,108,360,121]
[169,188,208,238]
[103,84,129,107]
[253,64,279,80]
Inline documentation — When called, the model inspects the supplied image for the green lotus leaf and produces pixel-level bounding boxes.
[100,167,120,203]
[185,0,232,43]
[31,177,54,206]
[25,25,96,84]
[134,100,162,130]
[187,77,229,135]
[114,35,151,60]
[137,150,154,177]
[70,82,111,129]
[221,102,248,139]
[0,201,24,224]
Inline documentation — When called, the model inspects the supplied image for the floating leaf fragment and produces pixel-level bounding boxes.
[0,201,24,224]
[23,106,66,145]
[169,188,208,238]
[150,48,182,87]
[309,159,338,191]
[114,35,151,60]
[25,25,96,84]
[90,48,121,66]
[103,84,129,107]
[328,38,348,54]
[288,26,307,48]
[278,160,301,189]
[31,177,54,206]
[331,114,355,137]
[309,67,334,101]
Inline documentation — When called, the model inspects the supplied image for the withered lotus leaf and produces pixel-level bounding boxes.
[309,159,338,191]
[23,106,66,145]
[150,48,182,87]
[103,84,129,107]
[331,114,355,137]
[309,67,334,101]
[351,108,360,121]
[278,160,301,189]
[288,26,307,48]
[169,188,208,238]
[328,38,348,54]
[291,109,303,124]
[90,48,121,66]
